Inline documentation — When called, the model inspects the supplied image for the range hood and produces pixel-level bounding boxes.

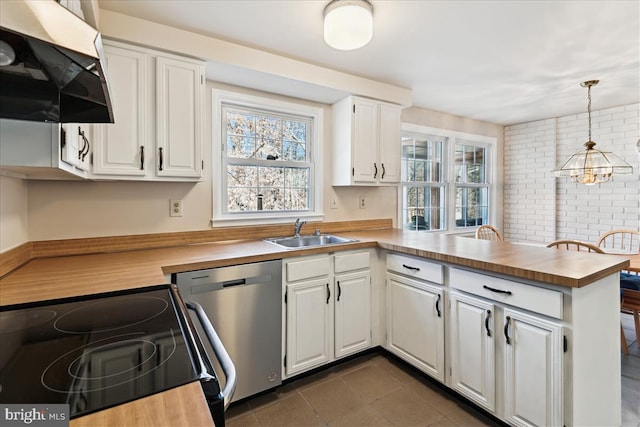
[0,0,113,123]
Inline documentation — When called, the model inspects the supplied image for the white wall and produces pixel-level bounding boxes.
[22,81,400,242]
[0,175,29,251]
[504,103,640,244]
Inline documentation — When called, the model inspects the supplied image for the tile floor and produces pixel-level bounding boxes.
[226,352,502,427]
[621,312,640,427]
[226,314,640,427]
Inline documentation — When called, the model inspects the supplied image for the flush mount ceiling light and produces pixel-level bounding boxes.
[323,0,373,50]
[553,80,633,185]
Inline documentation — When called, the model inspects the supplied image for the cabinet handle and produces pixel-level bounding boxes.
[373,162,378,178]
[79,128,90,161]
[402,264,420,271]
[435,294,441,317]
[139,146,145,170]
[158,147,164,171]
[504,315,511,345]
[337,281,342,302]
[381,163,386,179]
[77,127,84,160]
[485,309,492,337]
[483,285,512,295]
[326,283,330,304]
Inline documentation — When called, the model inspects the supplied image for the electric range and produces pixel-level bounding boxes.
[0,284,232,425]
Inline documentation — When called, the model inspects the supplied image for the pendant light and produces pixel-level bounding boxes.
[553,80,633,185]
[323,0,373,50]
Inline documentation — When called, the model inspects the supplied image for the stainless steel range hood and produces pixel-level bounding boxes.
[0,0,113,123]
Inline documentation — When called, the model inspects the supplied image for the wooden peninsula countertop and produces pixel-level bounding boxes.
[0,226,631,426]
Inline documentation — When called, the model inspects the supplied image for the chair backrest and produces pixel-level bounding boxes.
[597,229,640,254]
[475,225,503,242]
[621,288,640,312]
[546,240,605,253]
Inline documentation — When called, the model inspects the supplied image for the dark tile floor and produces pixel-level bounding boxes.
[226,314,640,427]
[226,353,501,427]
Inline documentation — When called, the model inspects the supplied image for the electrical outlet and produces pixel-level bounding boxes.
[170,199,183,217]
[330,197,338,209]
[359,196,366,209]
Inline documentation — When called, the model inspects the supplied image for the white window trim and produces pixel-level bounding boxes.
[400,123,497,234]
[211,89,324,227]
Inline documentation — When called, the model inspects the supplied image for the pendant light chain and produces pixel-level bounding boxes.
[587,83,592,142]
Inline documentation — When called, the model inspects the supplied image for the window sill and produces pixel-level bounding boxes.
[211,212,325,228]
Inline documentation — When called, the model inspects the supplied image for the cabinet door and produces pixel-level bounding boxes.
[449,291,495,412]
[92,44,148,176]
[60,124,91,172]
[285,278,332,376]
[335,270,371,358]
[502,308,563,427]
[377,103,401,183]
[155,57,203,178]
[386,273,445,381]
[351,98,378,183]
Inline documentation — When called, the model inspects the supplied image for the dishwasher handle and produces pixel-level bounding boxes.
[186,300,237,410]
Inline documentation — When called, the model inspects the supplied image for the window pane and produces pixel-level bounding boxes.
[455,187,488,227]
[285,189,308,210]
[282,139,306,161]
[455,144,486,184]
[258,166,285,188]
[402,186,445,231]
[401,137,442,183]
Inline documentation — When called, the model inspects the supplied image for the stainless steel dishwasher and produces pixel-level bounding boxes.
[173,259,282,402]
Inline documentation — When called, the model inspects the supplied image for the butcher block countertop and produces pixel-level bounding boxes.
[0,224,630,426]
[1,229,628,306]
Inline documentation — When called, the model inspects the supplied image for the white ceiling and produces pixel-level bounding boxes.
[98,0,639,126]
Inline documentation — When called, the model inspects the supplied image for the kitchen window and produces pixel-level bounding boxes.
[454,142,489,228]
[400,123,495,232]
[212,90,323,226]
[401,134,446,231]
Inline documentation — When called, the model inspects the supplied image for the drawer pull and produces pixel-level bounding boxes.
[435,294,441,317]
[485,309,492,337]
[402,264,420,271]
[483,285,512,295]
[504,316,512,345]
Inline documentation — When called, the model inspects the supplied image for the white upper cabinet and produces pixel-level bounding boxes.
[91,40,204,181]
[92,43,148,177]
[332,96,402,186]
[155,56,203,178]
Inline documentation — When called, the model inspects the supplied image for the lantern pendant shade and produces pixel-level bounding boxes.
[323,0,373,50]
[553,80,633,184]
[554,141,632,185]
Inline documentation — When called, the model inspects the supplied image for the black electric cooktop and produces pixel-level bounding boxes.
[0,285,212,419]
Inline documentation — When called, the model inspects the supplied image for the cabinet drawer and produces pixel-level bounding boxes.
[450,268,563,319]
[387,253,444,285]
[286,256,330,282]
[335,251,370,273]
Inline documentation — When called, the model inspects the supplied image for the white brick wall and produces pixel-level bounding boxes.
[504,103,639,245]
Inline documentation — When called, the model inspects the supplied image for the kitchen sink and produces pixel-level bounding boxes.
[263,234,357,249]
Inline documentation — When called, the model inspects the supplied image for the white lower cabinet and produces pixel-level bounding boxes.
[386,254,445,382]
[284,251,371,378]
[502,308,563,427]
[285,277,332,376]
[387,274,445,381]
[335,270,371,358]
[449,291,495,412]
[449,268,564,427]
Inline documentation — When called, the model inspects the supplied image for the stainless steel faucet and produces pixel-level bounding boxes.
[293,218,307,237]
